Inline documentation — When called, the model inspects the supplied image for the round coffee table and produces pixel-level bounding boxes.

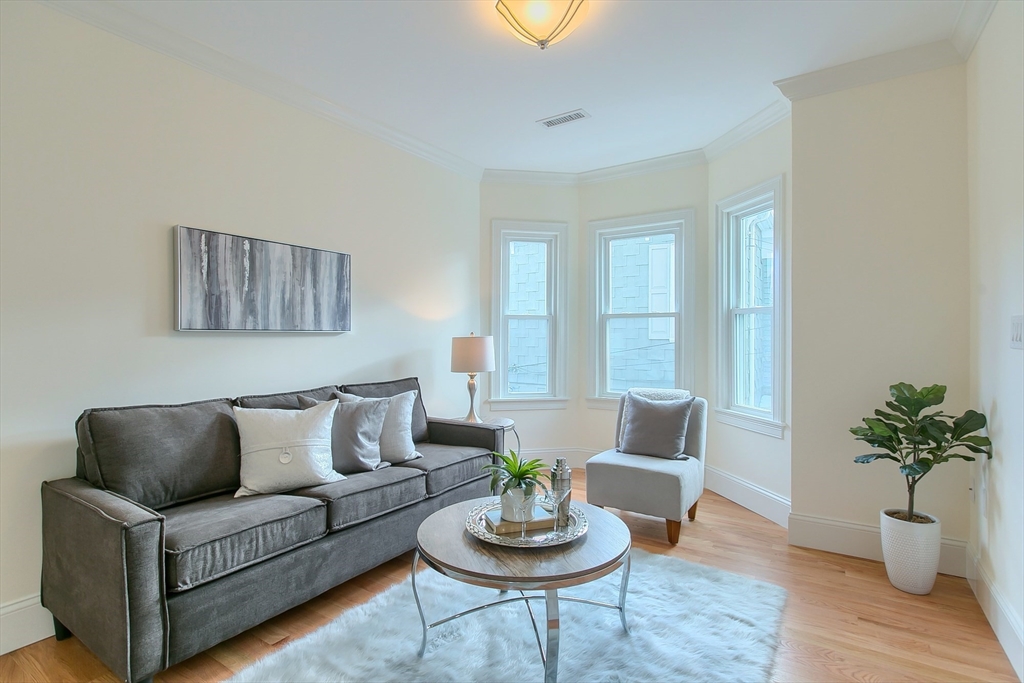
[412,498,631,683]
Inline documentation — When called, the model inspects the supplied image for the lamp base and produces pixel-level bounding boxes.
[463,373,481,423]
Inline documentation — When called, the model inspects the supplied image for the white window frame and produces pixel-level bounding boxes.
[488,220,568,411]
[715,176,786,438]
[587,209,695,407]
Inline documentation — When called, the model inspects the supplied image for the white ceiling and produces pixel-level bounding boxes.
[107,0,966,174]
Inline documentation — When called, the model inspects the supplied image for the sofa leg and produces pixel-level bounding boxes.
[666,519,681,544]
[135,677,154,683]
[52,616,72,641]
[687,501,698,521]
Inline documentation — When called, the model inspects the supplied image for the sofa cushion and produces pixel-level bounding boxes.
[235,385,338,409]
[292,467,426,531]
[394,443,491,496]
[76,399,240,510]
[339,378,429,444]
[163,493,326,592]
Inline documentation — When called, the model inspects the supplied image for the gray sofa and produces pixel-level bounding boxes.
[40,378,502,683]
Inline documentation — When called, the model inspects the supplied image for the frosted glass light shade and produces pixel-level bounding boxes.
[451,334,495,373]
[495,0,589,50]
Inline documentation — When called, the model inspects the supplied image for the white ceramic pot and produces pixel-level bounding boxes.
[879,508,941,595]
[500,487,537,522]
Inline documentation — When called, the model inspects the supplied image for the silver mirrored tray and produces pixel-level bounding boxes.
[465,499,588,548]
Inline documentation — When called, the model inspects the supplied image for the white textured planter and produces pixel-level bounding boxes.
[879,508,941,595]
[500,488,537,522]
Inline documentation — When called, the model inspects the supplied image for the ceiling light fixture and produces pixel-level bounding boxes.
[495,0,589,50]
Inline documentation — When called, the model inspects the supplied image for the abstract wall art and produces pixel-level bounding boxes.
[176,226,351,332]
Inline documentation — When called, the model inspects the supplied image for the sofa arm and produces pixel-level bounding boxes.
[427,418,504,454]
[41,478,167,683]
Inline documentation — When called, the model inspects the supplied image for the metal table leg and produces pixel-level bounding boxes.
[618,552,631,634]
[544,589,560,683]
[411,550,428,657]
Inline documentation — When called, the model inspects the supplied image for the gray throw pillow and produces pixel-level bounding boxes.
[297,394,391,474]
[618,393,695,459]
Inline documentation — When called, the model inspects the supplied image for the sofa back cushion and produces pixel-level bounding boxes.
[339,377,429,443]
[76,398,240,510]
[235,385,338,409]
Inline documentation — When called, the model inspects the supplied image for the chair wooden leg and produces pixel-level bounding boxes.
[666,519,681,544]
[687,501,698,521]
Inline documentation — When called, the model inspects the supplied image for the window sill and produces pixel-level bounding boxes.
[486,398,569,411]
[585,397,621,411]
[714,408,786,439]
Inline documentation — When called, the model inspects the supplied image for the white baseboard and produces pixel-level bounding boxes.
[0,594,53,655]
[704,466,791,528]
[788,512,967,578]
[520,447,599,472]
[967,547,1024,681]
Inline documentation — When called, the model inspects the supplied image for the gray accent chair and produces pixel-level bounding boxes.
[41,378,502,683]
[585,389,708,544]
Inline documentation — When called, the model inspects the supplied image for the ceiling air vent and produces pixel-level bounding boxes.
[537,109,590,128]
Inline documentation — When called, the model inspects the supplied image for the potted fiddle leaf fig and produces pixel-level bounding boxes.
[483,450,547,522]
[850,382,991,595]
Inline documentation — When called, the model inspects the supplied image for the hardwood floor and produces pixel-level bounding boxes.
[2,476,1017,682]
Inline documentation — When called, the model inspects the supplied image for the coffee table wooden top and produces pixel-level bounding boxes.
[416,498,631,588]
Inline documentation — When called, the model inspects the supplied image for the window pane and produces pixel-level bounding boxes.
[507,241,547,314]
[608,233,675,314]
[738,209,773,308]
[607,317,675,393]
[507,318,549,394]
[733,311,772,411]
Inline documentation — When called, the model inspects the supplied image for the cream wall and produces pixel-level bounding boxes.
[706,119,793,505]
[479,165,709,459]
[966,0,1024,674]
[478,182,582,451]
[0,1,480,648]
[789,65,972,548]
[576,166,710,451]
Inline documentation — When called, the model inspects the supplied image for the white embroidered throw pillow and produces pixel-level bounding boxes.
[378,389,422,463]
[233,400,345,497]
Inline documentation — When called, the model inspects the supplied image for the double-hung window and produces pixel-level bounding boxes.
[589,210,694,401]
[716,176,785,437]
[490,220,567,407]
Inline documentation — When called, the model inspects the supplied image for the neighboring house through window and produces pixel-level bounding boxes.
[490,220,568,409]
[588,210,695,401]
[715,176,785,437]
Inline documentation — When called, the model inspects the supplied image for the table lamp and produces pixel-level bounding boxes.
[451,333,495,423]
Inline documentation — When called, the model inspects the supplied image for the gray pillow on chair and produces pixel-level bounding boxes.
[618,392,695,459]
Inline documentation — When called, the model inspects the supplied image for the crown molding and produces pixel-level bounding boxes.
[703,99,791,162]
[577,149,706,184]
[483,149,706,187]
[950,0,997,60]
[774,40,963,101]
[38,0,483,179]
[481,169,579,186]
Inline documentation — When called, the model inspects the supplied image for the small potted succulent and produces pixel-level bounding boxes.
[483,450,547,522]
[850,383,991,594]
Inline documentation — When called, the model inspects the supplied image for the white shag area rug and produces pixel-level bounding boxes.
[229,549,787,683]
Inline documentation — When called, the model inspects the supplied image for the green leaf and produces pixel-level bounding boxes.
[951,410,987,440]
[890,383,919,399]
[900,458,933,478]
[864,418,895,437]
[854,453,900,464]
[960,435,992,447]
[885,401,911,417]
[918,384,947,407]
[875,409,907,425]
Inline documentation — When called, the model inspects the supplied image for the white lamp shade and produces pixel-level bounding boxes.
[451,335,495,373]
